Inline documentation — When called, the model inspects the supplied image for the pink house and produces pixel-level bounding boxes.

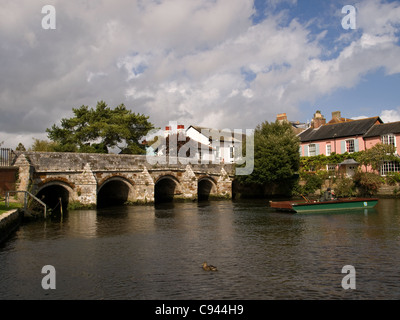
[298,111,400,175]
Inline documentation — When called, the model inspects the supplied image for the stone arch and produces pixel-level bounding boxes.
[154,175,182,203]
[35,181,73,213]
[197,176,218,201]
[97,176,135,207]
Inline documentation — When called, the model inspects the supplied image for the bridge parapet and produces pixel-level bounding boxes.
[16,152,234,175]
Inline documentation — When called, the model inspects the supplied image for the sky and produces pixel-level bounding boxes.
[1,0,400,149]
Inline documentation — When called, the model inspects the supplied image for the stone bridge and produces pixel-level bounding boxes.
[13,152,234,209]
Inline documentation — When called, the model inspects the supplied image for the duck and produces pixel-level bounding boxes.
[202,262,218,271]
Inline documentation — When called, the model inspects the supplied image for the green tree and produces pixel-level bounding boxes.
[15,142,26,151]
[46,101,154,154]
[29,139,59,152]
[359,143,398,172]
[237,120,300,188]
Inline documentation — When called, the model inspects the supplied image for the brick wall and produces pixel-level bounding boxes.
[0,167,18,196]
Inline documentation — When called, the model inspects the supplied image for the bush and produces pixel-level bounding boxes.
[386,172,400,186]
[335,177,356,198]
[353,172,384,196]
[296,173,323,196]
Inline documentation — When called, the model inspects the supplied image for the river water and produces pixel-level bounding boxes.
[1,198,400,300]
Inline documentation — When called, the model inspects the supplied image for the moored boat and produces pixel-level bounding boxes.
[269,198,379,213]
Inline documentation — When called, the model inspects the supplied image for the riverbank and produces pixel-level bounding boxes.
[0,208,23,244]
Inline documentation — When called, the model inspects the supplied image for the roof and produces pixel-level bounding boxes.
[187,125,245,142]
[339,159,359,165]
[327,117,353,125]
[299,117,382,142]
[363,121,400,138]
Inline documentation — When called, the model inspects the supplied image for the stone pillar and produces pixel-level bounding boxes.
[134,167,155,204]
[217,167,232,199]
[74,163,97,207]
[179,165,198,200]
[14,154,33,203]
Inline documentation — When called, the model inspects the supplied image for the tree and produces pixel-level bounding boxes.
[46,101,154,154]
[236,120,300,187]
[15,143,26,151]
[359,143,398,172]
[29,138,59,152]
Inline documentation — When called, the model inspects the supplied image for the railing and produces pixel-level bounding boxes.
[5,191,47,218]
[0,148,16,166]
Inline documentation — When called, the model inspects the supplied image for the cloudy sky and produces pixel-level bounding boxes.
[1,0,400,149]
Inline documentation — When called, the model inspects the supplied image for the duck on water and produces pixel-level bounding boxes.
[202,262,218,271]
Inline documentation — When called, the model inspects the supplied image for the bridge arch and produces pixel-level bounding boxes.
[197,176,218,201]
[35,181,73,213]
[154,175,182,203]
[97,176,135,207]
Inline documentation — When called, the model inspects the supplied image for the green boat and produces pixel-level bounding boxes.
[269,198,379,213]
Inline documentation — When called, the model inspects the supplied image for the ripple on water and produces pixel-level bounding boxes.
[1,199,400,299]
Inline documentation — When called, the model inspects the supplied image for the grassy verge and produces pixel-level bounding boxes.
[0,201,22,215]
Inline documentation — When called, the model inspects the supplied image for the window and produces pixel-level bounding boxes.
[327,164,337,177]
[382,134,396,147]
[308,144,316,156]
[230,146,234,159]
[327,164,337,172]
[215,146,220,159]
[346,139,355,153]
[326,144,331,156]
[381,161,400,176]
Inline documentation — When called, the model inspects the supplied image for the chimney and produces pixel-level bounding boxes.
[276,113,288,123]
[332,111,341,121]
[311,110,326,129]
[164,126,171,137]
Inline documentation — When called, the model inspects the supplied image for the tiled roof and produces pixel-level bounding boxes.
[299,117,382,142]
[363,121,400,138]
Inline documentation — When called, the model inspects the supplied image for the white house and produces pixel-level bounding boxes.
[186,125,244,164]
[146,124,244,164]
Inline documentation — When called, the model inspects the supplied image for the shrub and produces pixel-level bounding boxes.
[353,172,384,196]
[386,172,400,186]
[334,177,356,198]
[296,173,323,196]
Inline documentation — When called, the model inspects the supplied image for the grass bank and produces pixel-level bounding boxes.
[0,201,22,215]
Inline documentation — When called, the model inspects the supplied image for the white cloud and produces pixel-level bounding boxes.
[380,108,400,123]
[1,0,400,149]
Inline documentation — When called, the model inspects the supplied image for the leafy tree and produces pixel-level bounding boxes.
[358,143,398,172]
[236,120,300,187]
[29,139,59,152]
[46,101,154,154]
[15,143,26,151]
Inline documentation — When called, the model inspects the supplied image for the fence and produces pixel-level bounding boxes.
[0,148,16,166]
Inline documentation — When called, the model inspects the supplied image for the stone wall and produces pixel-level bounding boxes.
[0,209,23,244]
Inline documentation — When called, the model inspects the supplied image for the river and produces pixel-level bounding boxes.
[1,198,400,300]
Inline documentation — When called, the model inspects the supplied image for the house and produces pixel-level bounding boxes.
[363,121,400,175]
[186,125,244,164]
[276,113,309,135]
[146,124,244,164]
[298,110,400,176]
[298,111,382,157]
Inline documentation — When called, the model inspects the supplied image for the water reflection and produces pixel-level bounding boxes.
[1,199,400,299]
